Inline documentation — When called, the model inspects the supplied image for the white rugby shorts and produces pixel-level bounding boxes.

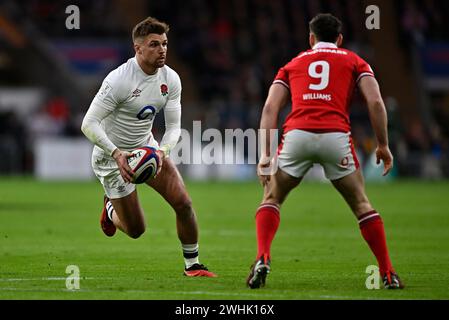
[277,129,359,180]
[91,140,159,199]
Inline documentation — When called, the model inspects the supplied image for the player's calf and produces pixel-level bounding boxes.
[108,193,146,239]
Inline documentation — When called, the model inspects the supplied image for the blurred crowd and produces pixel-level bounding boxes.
[395,0,449,178]
[397,0,448,45]
[0,0,448,178]
[151,0,374,130]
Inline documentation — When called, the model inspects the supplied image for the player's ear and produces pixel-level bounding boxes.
[336,34,343,47]
[309,33,315,48]
[134,42,142,55]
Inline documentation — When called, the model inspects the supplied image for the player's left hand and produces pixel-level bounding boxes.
[154,149,165,178]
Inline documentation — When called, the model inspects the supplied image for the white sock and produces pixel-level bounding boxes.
[182,243,199,269]
[106,201,114,221]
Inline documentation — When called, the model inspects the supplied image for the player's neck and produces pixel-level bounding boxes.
[313,41,338,49]
[136,56,158,76]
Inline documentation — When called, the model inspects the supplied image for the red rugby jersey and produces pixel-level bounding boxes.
[274,42,374,133]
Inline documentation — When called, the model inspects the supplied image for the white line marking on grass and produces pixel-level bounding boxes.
[172,290,278,298]
[0,278,385,299]
[314,294,381,300]
[0,277,100,282]
[0,287,285,298]
[0,287,273,297]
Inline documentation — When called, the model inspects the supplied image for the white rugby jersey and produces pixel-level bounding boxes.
[81,57,181,157]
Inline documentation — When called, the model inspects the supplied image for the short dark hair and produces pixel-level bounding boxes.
[132,17,169,42]
[309,13,342,43]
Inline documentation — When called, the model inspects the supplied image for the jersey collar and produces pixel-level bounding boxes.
[132,56,159,78]
[313,42,338,49]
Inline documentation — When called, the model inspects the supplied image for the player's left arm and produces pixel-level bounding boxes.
[158,71,182,172]
[159,106,181,156]
[358,76,393,176]
[355,54,393,176]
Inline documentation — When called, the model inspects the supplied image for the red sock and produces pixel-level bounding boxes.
[255,204,280,260]
[359,211,394,276]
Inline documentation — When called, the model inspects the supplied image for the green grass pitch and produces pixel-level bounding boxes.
[0,177,448,300]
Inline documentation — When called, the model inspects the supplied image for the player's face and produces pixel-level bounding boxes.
[135,33,168,71]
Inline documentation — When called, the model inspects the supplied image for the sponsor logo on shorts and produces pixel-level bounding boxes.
[116,186,126,193]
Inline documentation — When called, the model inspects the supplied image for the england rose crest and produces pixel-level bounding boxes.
[160,84,168,96]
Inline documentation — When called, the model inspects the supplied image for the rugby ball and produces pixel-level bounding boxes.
[127,147,159,184]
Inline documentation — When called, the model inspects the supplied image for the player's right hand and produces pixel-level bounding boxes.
[112,149,134,183]
[375,145,394,176]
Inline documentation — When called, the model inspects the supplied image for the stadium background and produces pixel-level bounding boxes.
[1,0,448,180]
[1,0,449,301]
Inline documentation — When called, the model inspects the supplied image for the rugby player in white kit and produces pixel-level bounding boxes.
[81,17,216,277]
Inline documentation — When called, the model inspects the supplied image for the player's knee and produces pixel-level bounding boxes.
[173,197,193,216]
[128,228,145,239]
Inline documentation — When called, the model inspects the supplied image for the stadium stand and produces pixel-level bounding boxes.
[0,0,447,178]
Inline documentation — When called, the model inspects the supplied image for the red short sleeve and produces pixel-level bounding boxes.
[354,54,375,83]
[273,67,290,90]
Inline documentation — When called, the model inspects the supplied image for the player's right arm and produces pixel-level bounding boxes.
[258,83,290,185]
[81,79,134,183]
[358,76,393,176]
